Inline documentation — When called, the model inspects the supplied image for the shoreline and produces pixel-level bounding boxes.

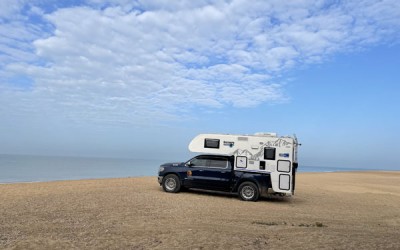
[0,176,152,185]
[1,169,399,185]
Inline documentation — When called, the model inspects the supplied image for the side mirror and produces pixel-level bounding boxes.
[186,161,193,167]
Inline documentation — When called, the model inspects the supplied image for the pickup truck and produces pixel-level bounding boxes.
[158,154,272,201]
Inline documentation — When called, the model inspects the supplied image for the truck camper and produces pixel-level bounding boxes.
[158,133,299,201]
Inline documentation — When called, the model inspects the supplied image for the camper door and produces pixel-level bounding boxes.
[267,147,295,194]
[271,161,293,194]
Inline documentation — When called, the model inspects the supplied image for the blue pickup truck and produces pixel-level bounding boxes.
[158,154,273,201]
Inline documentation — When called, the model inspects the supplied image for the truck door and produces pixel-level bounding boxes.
[188,156,231,191]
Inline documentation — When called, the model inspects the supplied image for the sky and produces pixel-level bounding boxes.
[1,0,399,169]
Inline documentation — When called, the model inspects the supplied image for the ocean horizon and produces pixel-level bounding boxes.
[0,154,393,184]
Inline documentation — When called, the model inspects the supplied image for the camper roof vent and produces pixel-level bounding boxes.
[254,132,277,137]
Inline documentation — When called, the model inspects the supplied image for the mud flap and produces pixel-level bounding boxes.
[292,163,298,195]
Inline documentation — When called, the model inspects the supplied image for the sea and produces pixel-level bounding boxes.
[0,154,385,184]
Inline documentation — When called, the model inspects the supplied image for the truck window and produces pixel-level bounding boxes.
[190,158,208,167]
[209,158,228,169]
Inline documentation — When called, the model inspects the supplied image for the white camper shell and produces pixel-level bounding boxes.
[189,133,299,195]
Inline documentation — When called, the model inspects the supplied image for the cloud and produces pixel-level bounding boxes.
[1,0,400,126]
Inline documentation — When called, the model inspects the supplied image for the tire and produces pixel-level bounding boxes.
[162,174,181,193]
[238,182,259,201]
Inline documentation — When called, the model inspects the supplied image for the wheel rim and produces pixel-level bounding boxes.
[165,177,176,191]
[241,186,255,199]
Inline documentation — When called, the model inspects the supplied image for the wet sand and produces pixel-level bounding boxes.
[1,171,399,249]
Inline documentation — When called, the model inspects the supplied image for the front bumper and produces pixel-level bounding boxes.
[158,176,163,185]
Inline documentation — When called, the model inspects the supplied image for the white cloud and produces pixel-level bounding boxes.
[0,0,24,19]
[1,0,400,125]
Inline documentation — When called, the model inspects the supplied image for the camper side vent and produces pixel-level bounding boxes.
[204,139,220,149]
[259,161,266,170]
[237,137,248,141]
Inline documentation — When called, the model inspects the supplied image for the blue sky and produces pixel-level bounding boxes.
[1,0,399,169]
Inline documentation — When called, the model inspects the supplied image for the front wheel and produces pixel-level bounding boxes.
[238,182,259,201]
[162,174,181,193]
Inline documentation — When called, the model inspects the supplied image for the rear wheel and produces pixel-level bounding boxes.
[162,174,181,193]
[238,182,259,201]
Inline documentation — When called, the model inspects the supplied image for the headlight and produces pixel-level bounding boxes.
[159,166,164,172]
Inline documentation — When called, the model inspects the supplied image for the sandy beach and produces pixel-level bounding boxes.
[1,171,399,249]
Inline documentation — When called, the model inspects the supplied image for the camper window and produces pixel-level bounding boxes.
[264,147,276,160]
[204,139,220,149]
